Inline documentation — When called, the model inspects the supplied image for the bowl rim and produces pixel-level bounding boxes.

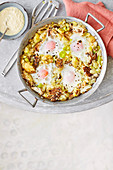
[0,1,29,40]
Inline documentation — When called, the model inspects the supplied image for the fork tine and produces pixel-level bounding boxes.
[34,3,47,21]
[32,0,60,26]
[45,5,54,18]
[32,1,48,26]
[37,2,51,21]
[53,7,58,17]
[32,1,42,17]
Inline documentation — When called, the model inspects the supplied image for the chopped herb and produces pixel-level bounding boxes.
[38,83,43,88]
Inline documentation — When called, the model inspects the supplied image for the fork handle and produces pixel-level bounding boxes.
[2,49,18,76]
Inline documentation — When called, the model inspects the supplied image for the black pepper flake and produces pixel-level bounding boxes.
[78,40,82,43]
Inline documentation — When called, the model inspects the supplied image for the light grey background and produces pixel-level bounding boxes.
[0,0,113,113]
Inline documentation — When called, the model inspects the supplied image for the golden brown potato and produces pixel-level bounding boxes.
[22,62,36,73]
[89,35,96,43]
[22,71,34,86]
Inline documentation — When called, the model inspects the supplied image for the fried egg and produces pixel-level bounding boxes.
[31,63,54,85]
[38,36,64,56]
[70,34,90,62]
[61,65,81,92]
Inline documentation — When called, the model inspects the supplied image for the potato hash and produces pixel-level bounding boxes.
[20,19,103,101]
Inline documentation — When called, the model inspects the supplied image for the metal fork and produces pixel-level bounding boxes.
[2,0,60,76]
[32,0,59,26]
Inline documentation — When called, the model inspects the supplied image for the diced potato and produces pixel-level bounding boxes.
[24,58,29,62]
[24,46,29,54]
[34,33,40,43]
[62,19,66,24]
[89,78,96,84]
[43,93,48,98]
[62,26,67,32]
[22,62,35,73]
[58,19,66,26]
[90,69,96,74]
[81,85,91,93]
[81,81,86,88]
[59,94,67,101]
[92,61,98,68]
[42,85,46,92]
[40,32,46,39]
[86,33,91,37]
[62,36,69,43]
[58,28,65,34]
[71,21,78,26]
[89,35,96,43]
[32,87,43,95]
[35,41,42,51]
[93,73,98,78]
[41,55,48,61]
[58,21,62,25]
[22,55,27,59]
[22,71,34,86]
[46,85,54,92]
[73,88,80,97]
[72,57,79,68]
[93,41,98,48]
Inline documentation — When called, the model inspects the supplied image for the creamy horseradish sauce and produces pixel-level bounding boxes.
[0,7,25,36]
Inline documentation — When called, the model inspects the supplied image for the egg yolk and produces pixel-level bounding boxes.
[46,40,56,50]
[38,69,48,79]
[64,71,75,83]
[71,41,83,52]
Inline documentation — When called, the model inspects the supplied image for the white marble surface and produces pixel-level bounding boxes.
[0,101,113,170]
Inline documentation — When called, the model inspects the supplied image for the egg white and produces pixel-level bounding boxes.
[61,65,81,92]
[37,36,63,56]
[70,34,90,62]
[31,63,54,85]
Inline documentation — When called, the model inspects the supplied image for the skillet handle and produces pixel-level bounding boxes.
[18,89,38,108]
[85,13,105,33]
